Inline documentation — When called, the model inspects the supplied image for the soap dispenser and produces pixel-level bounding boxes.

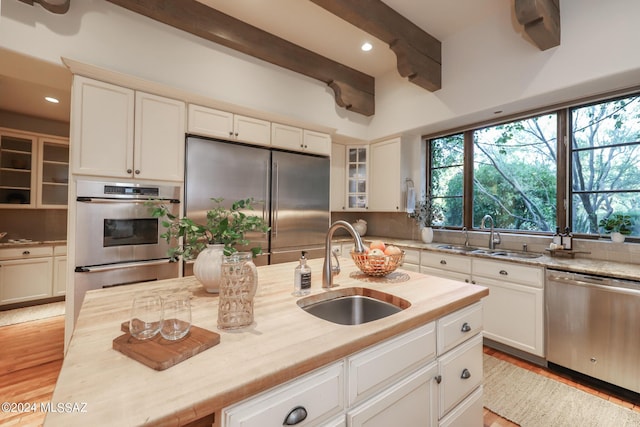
[293,251,312,296]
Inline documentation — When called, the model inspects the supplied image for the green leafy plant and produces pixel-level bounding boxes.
[148,197,270,259]
[598,213,634,235]
[410,194,445,228]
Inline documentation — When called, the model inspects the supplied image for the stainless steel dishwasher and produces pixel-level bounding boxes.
[546,269,640,394]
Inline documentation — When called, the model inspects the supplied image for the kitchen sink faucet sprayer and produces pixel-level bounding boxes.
[480,215,501,250]
[462,226,469,247]
[323,220,366,289]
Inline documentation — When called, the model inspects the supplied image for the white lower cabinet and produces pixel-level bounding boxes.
[0,246,53,304]
[420,252,472,283]
[222,304,484,427]
[399,246,420,273]
[53,245,67,296]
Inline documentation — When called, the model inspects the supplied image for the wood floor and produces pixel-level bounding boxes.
[0,315,638,427]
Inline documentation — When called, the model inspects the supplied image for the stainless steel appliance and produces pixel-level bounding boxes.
[73,180,181,323]
[185,136,329,268]
[546,269,640,394]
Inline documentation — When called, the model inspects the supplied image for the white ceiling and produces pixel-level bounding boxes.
[0,0,507,123]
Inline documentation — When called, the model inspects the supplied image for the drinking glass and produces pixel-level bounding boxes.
[160,293,192,340]
[129,293,162,340]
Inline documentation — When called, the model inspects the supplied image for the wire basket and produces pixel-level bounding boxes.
[351,251,405,277]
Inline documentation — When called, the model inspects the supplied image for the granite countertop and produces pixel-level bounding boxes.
[338,236,640,282]
[45,257,487,426]
[0,240,67,248]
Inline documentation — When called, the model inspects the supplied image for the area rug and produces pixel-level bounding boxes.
[0,301,65,327]
[483,354,640,427]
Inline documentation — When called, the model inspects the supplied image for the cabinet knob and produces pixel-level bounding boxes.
[229,131,233,136]
[440,259,447,265]
[435,375,442,384]
[461,368,471,379]
[234,132,239,137]
[283,406,308,425]
[22,250,30,255]
[499,269,508,276]
[134,170,140,175]
[126,169,132,174]
[460,322,471,333]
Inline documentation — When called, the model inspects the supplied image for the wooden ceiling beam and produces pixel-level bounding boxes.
[105,0,375,116]
[515,0,560,51]
[310,0,442,92]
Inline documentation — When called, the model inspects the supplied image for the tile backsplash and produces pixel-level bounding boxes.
[0,209,67,241]
[331,211,640,265]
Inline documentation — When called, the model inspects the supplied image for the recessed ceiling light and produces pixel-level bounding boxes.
[45,96,59,104]
[361,42,373,52]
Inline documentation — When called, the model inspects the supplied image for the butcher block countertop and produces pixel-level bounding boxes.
[45,257,488,427]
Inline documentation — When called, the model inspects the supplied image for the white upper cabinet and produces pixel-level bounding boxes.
[0,130,38,208]
[271,124,331,156]
[303,129,331,155]
[134,92,185,181]
[187,104,270,146]
[331,142,347,211]
[72,76,185,181]
[369,137,411,212]
[37,136,69,208]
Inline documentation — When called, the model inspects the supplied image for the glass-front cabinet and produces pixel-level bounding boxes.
[346,146,368,210]
[0,129,69,209]
[0,131,37,207]
[38,137,69,207]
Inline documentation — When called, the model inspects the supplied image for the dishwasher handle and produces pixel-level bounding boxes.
[547,273,640,297]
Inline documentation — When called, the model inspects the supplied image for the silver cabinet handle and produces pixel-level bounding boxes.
[461,322,471,333]
[440,259,447,265]
[126,168,132,174]
[499,269,508,275]
[22,250,31,255]
[135,169,140,175]
[283,406,307,425]
[461,368,471,379]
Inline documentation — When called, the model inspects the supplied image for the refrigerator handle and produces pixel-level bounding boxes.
[263,161,269,226]
[273,161,279,238]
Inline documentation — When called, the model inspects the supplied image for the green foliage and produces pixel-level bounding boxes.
[410,194,445,228]
[148,197,270,259]
[598,213,634,235]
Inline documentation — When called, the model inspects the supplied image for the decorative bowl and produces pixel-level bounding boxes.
[351,250,405,277]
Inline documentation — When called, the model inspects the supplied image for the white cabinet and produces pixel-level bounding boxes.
[0,129,37,208]
[223,362,345,427]
[187,104,270,147]
[53,245,67,296]
[37,136,69,208]
[399,246,420,272]
[0,246,53,304]
[72,76,185,181]
[303,130,331,156]
[472,258,544,357]
[345,145,369,210]
[331,143,346,211]
[369,137,411,212]
[421,251,472,283]
[271,125,331,156]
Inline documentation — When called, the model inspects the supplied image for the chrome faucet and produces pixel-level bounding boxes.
[480,215,501,250]
[462,226,469,247]
[323,220,366,289]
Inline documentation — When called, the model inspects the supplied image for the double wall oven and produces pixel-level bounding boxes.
[73,180,180,323]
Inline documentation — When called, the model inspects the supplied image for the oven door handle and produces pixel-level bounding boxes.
[75,259,174,273]
[76,197,180,204]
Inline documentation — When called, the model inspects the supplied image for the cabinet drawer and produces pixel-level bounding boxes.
[438,334,483,418]
[348,322,436,406]
[438,385,483,427]
[472,259,543,288]
[401,247,420,265]
[53,245,67,256]
[0,245,53,260]
[223,362,344,427]
[421,252,471,274]
[437,302,483,355]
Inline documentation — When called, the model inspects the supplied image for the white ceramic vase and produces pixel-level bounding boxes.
[611,232,626,243]
[193,244,225,293]
[352,219,367,236]
[421,227,434,243]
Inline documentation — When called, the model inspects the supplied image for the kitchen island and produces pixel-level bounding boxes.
[45,257,488,426]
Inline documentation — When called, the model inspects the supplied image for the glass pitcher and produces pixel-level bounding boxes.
[217,252,258,330]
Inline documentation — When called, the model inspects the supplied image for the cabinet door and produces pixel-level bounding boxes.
[71,76,134,178]
[53,255,67,296]
[346,146,368,210]
[233,115,270,146]
[331,143,346,211]
[303,130,331,156]
[438,334,482,418]
[476,276,544,356]
[0,257,53,304]
[37,137,69,208]
[187,104,233,139]
[347,362,438,427]
[134,92,185,181]
[271,123,303,151]
[0,130,37,208]
[369,138,401,211]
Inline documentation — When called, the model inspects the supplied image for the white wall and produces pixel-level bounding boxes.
[2,0,640,142]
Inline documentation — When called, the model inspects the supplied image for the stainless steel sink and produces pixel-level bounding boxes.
[297,287,410,325]
[436,244,479,252]
[471,249,542,259]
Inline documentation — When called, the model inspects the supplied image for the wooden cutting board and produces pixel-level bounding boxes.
[113,322,220,371]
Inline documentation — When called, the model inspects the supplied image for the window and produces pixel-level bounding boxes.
[570,95,640,236]
[430,134,464,227]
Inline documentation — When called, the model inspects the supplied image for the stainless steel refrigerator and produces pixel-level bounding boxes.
[185,136,330,267]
